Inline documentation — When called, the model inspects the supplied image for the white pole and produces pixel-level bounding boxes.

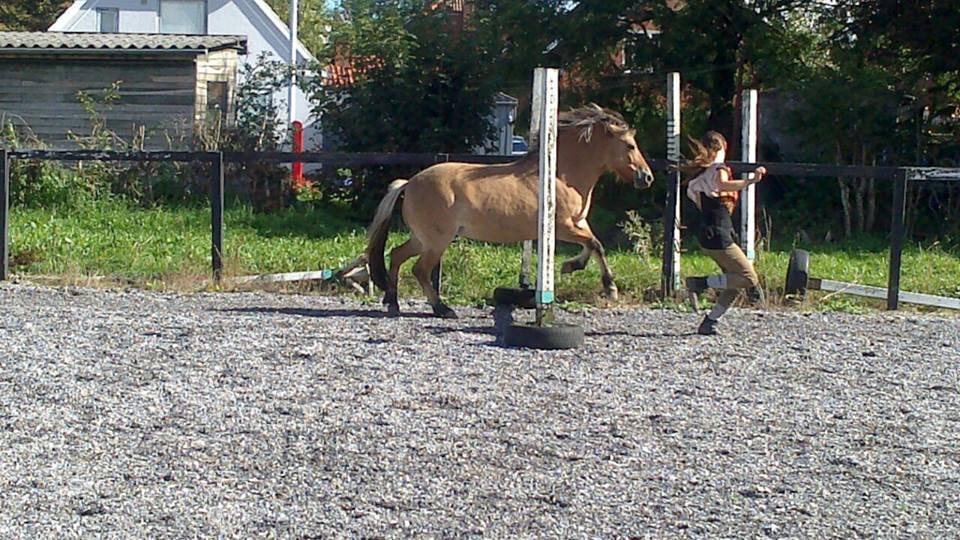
[740,89,758,261]
[520,69,545,289]
[288,0,299,126]
[535,68,559,322]
[665,72,682,293]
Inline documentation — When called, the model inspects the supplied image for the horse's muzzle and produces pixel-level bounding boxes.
[634,169,655,189]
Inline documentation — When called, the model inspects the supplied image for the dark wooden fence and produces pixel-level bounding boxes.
[664,161,960,310]
[0,149,957,310]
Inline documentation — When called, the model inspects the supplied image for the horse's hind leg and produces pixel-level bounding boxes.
[412,249,457,318]
[384,237,422,316]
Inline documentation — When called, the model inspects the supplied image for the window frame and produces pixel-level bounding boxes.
[97,8,120,33]
[159,0,208,35]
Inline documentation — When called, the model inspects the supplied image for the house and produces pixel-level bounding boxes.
[0,32,246,149]
[48,0,319,146]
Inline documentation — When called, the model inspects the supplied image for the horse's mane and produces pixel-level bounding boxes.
[527,103,630,153]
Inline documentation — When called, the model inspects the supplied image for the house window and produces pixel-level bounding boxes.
[160,0,207,34]
[206,81,230,124]
[98,8,119,33]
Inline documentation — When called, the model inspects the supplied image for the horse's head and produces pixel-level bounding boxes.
[558,104,654,189]
[605,125,654,190]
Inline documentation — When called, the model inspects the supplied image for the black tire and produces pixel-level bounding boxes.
[785,249,810,297]
[503,323,585,350]
[493,287,536,309]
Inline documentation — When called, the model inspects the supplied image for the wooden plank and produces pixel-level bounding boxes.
[725,161,901,179]
[811,278,960,310]
[10,150,217,162]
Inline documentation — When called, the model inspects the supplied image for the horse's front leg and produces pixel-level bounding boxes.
[557,222,618,300]
[561,245,592,274]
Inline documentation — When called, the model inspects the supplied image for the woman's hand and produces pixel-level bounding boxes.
[752,166,767,183]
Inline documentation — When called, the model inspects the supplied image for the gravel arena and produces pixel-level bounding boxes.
[1,283,959,538]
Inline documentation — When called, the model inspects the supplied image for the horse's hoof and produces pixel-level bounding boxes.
[432,304,458,319]
[605,286,619,301]
[386,303,401,317]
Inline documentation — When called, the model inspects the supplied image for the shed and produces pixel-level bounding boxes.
[0,31,247,149]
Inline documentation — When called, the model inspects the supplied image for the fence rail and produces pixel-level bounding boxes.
[1,149,959,310]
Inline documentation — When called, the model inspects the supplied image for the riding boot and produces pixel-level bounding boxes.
[697,315,718,335]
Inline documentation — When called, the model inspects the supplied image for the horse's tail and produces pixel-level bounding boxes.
[366,179,409,292]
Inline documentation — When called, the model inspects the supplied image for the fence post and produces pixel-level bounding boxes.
[0,149,8,281]
[211,152,224,282]
[740,89,758,261]
[661,72,681,297]
[887,168,908,310]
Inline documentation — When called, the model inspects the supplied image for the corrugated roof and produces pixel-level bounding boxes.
[0,32,247,54]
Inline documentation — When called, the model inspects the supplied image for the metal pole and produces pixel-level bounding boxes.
[661,72,681,297]
[211,152,224,282]
[535,68,559,326]
[887,169,908,310]
[740,88,758,261]
[0,149,8,281]
[288,0,299,128]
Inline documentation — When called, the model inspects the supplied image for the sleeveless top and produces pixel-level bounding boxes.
[697,192,736,249]
[686,164,738,250]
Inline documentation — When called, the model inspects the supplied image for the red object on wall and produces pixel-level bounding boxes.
[291,121,306,189]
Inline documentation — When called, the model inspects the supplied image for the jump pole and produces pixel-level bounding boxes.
[534,68,558,325]
[503,67,583,349]
[740,88,758,261]
[519,70,544,290]
[661,72,682,297]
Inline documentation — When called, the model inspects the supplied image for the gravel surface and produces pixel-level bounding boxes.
[1,283,959,538]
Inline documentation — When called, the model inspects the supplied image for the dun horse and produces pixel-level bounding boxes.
[366,104,655,318]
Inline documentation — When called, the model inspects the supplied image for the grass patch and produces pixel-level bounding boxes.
[9,200,960,312]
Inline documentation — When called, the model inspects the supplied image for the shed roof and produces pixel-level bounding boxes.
[0,32,247,54]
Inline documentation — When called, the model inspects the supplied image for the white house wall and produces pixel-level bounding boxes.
[207,0,317,145]
[50,0,320,147]
[52,0,161,33]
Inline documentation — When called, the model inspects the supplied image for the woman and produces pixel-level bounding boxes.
[683,131,766,335]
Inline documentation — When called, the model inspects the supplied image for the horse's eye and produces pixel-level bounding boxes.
[627,144,637,151]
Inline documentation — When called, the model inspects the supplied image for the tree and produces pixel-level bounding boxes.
[0,0,73,31]
[623,0,826,144]
[302,0,503,212]
[263,0,330,55]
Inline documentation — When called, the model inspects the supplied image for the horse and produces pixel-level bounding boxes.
[365,104,655,318]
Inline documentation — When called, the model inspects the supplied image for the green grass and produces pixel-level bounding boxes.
[9,200,960,312]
